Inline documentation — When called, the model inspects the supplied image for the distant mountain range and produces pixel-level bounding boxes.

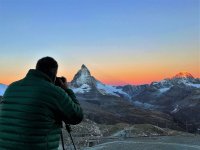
[1,65,199,132]
[69,65,200,132]
[69,65,200,99]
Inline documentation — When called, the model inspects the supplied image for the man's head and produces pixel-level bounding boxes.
[36,57,58,82]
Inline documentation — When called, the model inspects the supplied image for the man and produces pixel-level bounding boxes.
[0,57,83,150]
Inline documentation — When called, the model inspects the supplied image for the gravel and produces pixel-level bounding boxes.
[83,136,200,150]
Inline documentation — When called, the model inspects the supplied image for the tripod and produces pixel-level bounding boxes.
[61,124,77,150]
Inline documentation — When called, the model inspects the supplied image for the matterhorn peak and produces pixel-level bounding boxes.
[173,72,194,79]
[80,64,91,76]
[70,64,94,87]
[81,64,87,69]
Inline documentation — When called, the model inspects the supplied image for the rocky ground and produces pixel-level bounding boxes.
[59,119,195,150]
[83,136,200,150]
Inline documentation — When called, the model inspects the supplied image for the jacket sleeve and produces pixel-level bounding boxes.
[54,87,83,125]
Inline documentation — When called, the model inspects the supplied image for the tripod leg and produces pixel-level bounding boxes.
[61,130,65,150]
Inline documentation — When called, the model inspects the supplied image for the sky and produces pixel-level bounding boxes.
[0,0,199,85]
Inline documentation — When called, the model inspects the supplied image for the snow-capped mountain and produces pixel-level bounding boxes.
[117,72,200,104]
[134,72,199,98]
[173,72,194,79]
[0,84,7,96]
[151,72,199,89]
[70,64,130,98]
[71,64,96,88]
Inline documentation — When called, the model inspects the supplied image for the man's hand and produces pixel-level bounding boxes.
[55,77,68,91]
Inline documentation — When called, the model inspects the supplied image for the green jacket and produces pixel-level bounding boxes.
[0,69,83,150]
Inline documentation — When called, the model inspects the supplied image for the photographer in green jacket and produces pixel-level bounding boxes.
[0,56,83,150]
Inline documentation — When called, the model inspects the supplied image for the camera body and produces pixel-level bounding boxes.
[55,77,67,86]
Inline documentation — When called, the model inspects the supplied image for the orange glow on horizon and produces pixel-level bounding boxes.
[1,69,199,86]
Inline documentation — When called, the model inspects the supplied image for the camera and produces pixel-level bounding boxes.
[55,76,67,86]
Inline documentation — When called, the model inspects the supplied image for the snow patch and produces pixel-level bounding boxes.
[186,83,200,88]
[159,87,170,93]
[96,82,131,98]
[171,105,179,113]
[72,84,91,93]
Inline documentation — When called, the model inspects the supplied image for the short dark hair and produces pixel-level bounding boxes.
[36,57,58,80]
